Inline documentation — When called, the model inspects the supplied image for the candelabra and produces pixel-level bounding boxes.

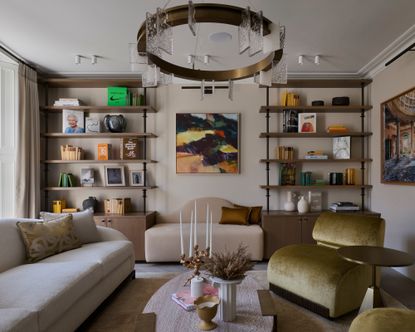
[180,244,210,286]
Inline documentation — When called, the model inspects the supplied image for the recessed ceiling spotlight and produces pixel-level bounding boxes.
[91,55,97,65]
[204,55,209,64]
[209,32,232,43]
[74,55,81,65]
[187,55,194,64]
[298,55,304,65]
[314,55,320,65]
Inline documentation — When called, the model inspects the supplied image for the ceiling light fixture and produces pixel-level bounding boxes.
[74,55,81,65]
[298,55,304,65]
[134,2,287,88]
[91,55,97,65]
[314,55,320,65]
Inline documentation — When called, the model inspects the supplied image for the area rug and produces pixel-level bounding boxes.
[79,271,355,332]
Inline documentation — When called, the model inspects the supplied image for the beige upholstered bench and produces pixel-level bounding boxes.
[267,212,385,318]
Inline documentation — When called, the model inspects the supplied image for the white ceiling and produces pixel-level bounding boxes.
[0,0,414,77]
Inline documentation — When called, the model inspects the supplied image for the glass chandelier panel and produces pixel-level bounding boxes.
[142,64,158,87]
[280,25,286,49]
[157,8,173,55]
[238,7,250,54]
[146,12,160,56]
[249,10,263,56]
[188,0,196,36]
[272,54,287,84]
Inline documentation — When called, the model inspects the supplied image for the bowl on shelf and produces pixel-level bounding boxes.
[104,114,127,133]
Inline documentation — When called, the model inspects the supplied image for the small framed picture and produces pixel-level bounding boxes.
[333,136,351,159]
[298,113,316,133]
[80,168,94,186]
[104,166,125,186]
[130,170,145,187]
[85,117,101,133]
[63,110,85,134]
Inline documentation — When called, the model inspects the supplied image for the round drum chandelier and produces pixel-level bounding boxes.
[132,1,287,89]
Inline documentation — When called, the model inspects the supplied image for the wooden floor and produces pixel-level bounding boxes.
[135,263,415,309]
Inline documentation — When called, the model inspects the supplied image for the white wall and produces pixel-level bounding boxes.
[370,51,415,280]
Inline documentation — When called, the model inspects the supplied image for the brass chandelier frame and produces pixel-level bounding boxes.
[136,3,283,81]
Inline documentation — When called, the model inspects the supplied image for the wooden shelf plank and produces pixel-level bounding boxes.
[41,132,157,138]
[43,186,157,191]
[258,79,372,88]
[38,78,144,88]
[260,185,373,189]
[259,105,372,113]
[260,132,372,138]
[260,158,373,163]
[41,159,157,164]
[93,211,156,217]
[262,210,381,216]
[40,105,157,113]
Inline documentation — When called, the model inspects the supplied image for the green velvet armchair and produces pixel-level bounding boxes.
[349,308,415,332]
[267,212,385,318]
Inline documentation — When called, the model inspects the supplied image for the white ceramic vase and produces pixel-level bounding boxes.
[191,276,204,298]
[297,196,309,213]
[284,191,296,211]
[211,277,243,322]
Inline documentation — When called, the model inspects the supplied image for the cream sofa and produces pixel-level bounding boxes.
[0,217,135,332]
[145,197,264,262]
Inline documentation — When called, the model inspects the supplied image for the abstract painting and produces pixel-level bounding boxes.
[176,113,239,173]
[382,86,415,184]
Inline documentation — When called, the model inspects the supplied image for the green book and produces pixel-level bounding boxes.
[58,172,63,187]
[67,173,74,187]
[62,173,69,187]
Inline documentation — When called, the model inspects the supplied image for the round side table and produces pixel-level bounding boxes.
[337,245,414,314]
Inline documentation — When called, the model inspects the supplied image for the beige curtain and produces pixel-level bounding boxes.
[15,64,40,218]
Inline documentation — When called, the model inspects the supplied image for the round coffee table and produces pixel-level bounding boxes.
[143,272,274,332]
[337,245,414,313]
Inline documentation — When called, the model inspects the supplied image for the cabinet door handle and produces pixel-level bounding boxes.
[101,219,106,223]
[107,219,112,223]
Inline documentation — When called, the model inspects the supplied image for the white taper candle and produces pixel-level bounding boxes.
[189,211,194,257]
[205,204,209,248]
[209,211,213,257]
[179,210,184,255]
[194,200,197,245]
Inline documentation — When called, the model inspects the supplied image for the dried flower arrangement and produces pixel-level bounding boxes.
[204,244,254,281]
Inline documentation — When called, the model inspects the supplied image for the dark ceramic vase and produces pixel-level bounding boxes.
[82,196,98,212]
[104,114,127,133]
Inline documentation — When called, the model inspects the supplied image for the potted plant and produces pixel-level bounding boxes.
[204,244,254,322]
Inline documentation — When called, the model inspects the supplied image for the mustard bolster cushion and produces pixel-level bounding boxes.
[219,207,250,225]
[234,204,263,224]
[17,215,81,263]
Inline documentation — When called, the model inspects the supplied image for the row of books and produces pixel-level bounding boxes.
[60,145,83,160]
[97,139,139,160]
[58,172,75,187]
[276,146,294,160]
[104,198,132,215]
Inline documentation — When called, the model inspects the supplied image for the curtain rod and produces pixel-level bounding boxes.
[0,44,37,71]
[385,42,415,67]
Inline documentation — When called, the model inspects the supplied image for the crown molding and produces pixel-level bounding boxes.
[358,24,415,78]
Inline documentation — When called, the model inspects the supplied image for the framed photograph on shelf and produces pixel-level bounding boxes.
[104,166,125,187]
[62,110,85,134]
[333,136,351,159]
[80,168,94,186]
[298,113,316,133]
[381,86,415,184]
[129,170,145,186]
[85,117,101,133]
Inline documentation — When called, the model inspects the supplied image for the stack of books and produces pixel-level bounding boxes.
[329,202,360,212]
[304,151,328,160]
[171,283,218,311]
[54,98,80,106]
[327,125,348,134]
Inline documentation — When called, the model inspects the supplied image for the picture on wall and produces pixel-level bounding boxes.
[381,86,415,184]
[176,113,239,173]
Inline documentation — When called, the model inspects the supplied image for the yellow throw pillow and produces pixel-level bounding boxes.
[219,207,250,225]
[17,215,81,263]
[234,204,263,224]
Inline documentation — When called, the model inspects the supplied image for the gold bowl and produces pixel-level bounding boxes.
[194,295,220,331]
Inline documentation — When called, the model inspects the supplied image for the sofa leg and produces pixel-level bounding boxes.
[130,270,136,280]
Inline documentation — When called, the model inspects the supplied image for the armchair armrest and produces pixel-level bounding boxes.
[97,226,128,241]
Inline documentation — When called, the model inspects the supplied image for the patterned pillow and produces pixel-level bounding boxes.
[16,215,81,263]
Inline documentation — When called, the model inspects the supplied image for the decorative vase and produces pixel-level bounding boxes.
[284,191,296,211]
[211,277,243,322]
[194,295,220,331]
[190,276,204,298]
[82,196,98,212]
[297,196,309,214]
[103,114,127,133]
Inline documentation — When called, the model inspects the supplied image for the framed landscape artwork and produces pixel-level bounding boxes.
[176,113,239,173]
[381,86,415,184]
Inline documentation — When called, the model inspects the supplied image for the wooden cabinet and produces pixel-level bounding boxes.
[94,211,155,261]
[262,211,319,259]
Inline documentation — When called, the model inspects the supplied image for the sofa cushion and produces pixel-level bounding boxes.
[234,204,262,224]
[0,218,41,273]
[40,209,100,244]
[40,240,134,276]
[17,215,81,262]
[0,261,101,331]
[219,207,250,225]
[145,223,263,262]
[0,308,38,332]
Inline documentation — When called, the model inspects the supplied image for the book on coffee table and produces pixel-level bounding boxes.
[171,283,218,311]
